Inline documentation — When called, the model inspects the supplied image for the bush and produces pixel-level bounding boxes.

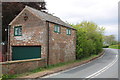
[71,21,104,59]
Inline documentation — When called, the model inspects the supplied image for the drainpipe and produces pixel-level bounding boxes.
[7,25,10,61]
[47,21,49,66]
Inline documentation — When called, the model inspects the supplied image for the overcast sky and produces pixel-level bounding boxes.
[45,0,119,40]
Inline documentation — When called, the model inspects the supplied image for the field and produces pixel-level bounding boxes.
[109,45,120,49]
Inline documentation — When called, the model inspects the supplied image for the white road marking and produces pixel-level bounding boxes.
[42,50,117,78]
[86,54,118,78]
[42,52,106,78]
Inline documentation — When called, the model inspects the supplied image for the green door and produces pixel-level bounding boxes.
[12,46,41,60]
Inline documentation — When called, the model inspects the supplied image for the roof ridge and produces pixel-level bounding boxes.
[24,5,73,29]
[25,5,60,19]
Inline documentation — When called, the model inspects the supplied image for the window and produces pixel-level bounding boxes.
[54,25,60,33]
[66,29,71,35]
[14,26,22,36]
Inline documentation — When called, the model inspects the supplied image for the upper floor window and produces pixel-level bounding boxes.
[14,26,22,36]
[66,28,71,35]
[54,25,60,33]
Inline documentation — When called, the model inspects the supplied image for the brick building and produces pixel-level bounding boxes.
[8,6,76,65]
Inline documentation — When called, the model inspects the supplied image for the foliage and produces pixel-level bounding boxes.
[2,74,17,80]
[71,21,104,59]
[109,45,120,49]
[103,35,118,46]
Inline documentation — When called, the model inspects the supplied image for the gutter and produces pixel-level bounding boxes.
[46,20,76,30]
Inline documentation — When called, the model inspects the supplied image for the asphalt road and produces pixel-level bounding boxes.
[43,48,118,79]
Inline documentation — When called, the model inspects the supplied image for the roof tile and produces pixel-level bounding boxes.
[26,6,73,28]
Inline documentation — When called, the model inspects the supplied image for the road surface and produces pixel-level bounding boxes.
[42,48,118,79]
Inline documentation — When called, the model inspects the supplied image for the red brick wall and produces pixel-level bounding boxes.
[9,9,48,61]
[3,7,76,75]
[2,58,46,75]
[48,23,76,64]
[9,8,76,66]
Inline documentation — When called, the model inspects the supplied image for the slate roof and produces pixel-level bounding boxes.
[25,6,74,29]
[1,0,44,2]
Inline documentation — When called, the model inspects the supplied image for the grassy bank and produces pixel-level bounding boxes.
[109,45,120,49]
[2,53,103,79]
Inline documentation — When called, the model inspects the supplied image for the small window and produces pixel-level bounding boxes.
[54,25,60,33]
[66,29,71,35]
[14,26,22,36]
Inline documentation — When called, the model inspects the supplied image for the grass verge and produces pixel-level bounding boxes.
[109,45,120,49]
[2,53,103,79]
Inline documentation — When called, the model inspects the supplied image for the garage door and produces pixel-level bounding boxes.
[12,46,41,60]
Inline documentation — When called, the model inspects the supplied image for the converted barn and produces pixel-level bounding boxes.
[8,6,76,65]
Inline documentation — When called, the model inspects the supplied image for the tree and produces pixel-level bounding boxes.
[2,2,47,54]
[71,21,104,59]
[104,35,118,46]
